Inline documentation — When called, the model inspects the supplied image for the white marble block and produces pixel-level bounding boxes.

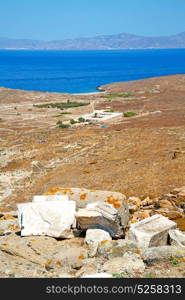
[17,200,76,238]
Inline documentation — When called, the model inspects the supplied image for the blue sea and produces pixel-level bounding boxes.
[0,49,185,94]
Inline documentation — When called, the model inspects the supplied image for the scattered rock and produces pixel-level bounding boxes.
[158,199,174,209]
[85,228,112,257]
[155,208,184,219]
[132,209,152,221]
[128,196,141,207]
[169,229,185,247]
[75,257,104,277]
[102,253,145,274]
[17,200,76,238]
[172,186,185,194]
[81,273,112,278]
[141,197,153,207]
[0,211,18,219]
[0,219,19,236]
[127,214,176,248]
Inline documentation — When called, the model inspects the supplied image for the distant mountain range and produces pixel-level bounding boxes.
[0,32,185,50]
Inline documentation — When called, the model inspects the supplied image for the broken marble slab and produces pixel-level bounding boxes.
[85,228,112,257]
[76,202,124,238]
[33,195,69,202]
[127,214,176,248]
[169,229,185,248]
[17,200,76,238]
[44,187,129,229]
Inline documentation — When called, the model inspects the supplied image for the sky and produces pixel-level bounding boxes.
[0,0,185,40]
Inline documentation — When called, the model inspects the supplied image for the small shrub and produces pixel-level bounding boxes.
[70,119,78,125]
[112,273,127,278]
[104,109,114,113]
[78,117,86,123]
[56,121,70,129]
[57,123,70,129]
[33,102,89,110]
[171,258,180,265]
[103,93,131,99]
[144,272,154,278]
[123,112,137,118]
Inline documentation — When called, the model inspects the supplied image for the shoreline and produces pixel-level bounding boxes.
[1,74,185,96]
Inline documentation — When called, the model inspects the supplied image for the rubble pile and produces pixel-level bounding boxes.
[0,186,185,278]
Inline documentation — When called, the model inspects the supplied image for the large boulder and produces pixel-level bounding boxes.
[17,200,76,238]
[76,202,125,238]
[44,187,129,228]
[127,214,176,248]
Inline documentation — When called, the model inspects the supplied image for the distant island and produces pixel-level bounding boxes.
[0,31,185,50]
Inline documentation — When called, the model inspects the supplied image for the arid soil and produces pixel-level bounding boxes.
[1,74,185,277]
[1,75,185,209]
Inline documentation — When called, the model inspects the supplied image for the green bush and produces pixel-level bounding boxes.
[33,102,89,110]
[123,112,137,117]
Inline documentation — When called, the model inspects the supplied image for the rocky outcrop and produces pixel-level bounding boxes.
[102,253,145,274]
